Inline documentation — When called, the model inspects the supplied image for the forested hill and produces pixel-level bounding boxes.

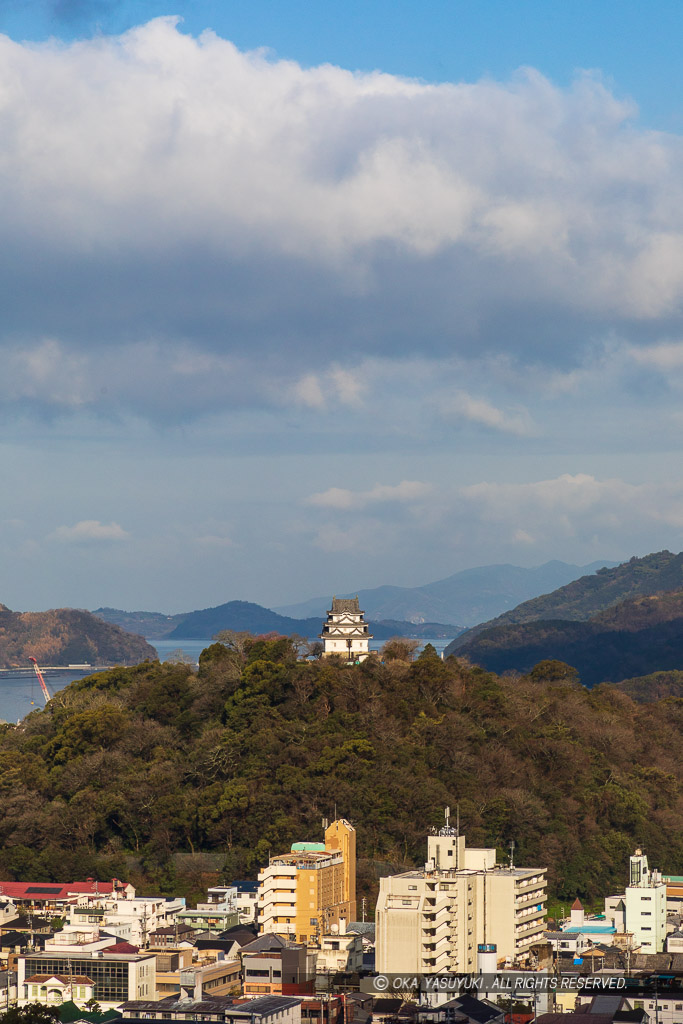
[0,606,155,668]
[2,639,683,906]
[446,550,683,654]
[451,590,683,686]
[94,601,458,641]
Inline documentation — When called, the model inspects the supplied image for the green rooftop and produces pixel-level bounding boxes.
[291,842,326,852]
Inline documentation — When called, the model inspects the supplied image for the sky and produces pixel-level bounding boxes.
[3,2,683,612]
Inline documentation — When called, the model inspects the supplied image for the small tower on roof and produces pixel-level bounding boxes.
[320,596,372,662]
[570,897,585,927]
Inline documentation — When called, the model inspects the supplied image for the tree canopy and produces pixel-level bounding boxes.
[0,638,681,905]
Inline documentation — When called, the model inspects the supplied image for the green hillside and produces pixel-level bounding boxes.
[446,550,683,654]
[451,590,683,686]
[1,638,683,906]
[612,670,683,703]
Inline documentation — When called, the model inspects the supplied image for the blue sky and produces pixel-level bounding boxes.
[2,1,683,613]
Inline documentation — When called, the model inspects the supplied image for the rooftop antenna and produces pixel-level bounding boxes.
[509,840,516,870]
[456,803,460,836]
[445,806,450,829]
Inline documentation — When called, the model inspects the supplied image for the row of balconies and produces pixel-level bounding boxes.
[516,903,546,920]
[515,889,546,906]
[515,877,547,894]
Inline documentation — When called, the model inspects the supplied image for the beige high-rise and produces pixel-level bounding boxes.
[376,825,546,973]
[258,819,357,944]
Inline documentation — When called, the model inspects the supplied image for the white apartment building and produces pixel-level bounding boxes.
[605,850,667,953]
[315,923,363,974]
[257,862,297,936]
[68,896,185,946]
[376,823,546,974]
[206,884,258,924]
[625,850,667,953]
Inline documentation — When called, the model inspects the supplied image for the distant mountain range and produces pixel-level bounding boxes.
[93,601,458,642]
[274,559,616,626]
[445,551,683,687]
[446,549,683,653]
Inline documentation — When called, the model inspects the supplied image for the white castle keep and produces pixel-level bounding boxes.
[319,596,372,662]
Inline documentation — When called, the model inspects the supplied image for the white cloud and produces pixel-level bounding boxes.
[443,391,535,435]
[459,473,683,538]
[290,366,366,411]
[2,19,683,432]
[50,520,130,543]
[292,374,326,410]
[308,480,432,510]
[628,340,683,371]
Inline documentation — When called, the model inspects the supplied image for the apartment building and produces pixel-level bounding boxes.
[375,822,546,974]
[68,896,185,946]
[605,850,668,953]
[258,819,356,944]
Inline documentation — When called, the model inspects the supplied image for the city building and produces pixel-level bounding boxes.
[375,815,547,974]
[258,819,356,943]
[206,884,259,925]
[18,949,157,1009]
[319,598,372,662]
[239,934,315,996]
[67,896,184,946]
[0,880,135,915]
[23,974,96,1006]
[175,904,239,934]
[605,850,667,953]
[119,994,302,1024]
[546,898,617,956]
[314,922,363,975]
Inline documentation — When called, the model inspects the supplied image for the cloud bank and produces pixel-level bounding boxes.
[1,18,683,428]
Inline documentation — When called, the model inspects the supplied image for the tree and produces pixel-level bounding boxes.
[164,648,195,666]
[212,630,253,657]
[0,1006,61,1024]
[380,637,420,662]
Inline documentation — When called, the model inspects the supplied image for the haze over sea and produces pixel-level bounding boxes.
[0,636,454,723]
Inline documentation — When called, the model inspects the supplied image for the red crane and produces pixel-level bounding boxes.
[28,657,51,704]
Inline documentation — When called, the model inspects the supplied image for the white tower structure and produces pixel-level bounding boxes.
[320,597,372,662]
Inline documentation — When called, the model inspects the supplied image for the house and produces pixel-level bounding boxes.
[24,973,96,1005]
